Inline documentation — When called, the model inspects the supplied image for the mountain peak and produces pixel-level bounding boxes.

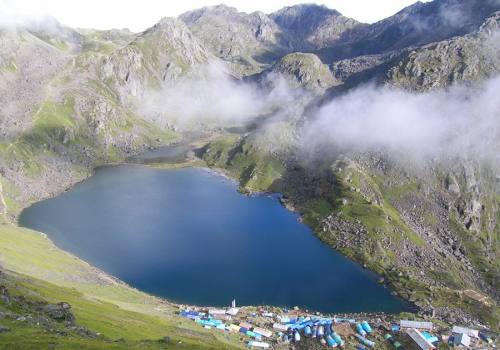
[269,52,337,91]
[150,17,189,32]
[271,3,341,18]
[179,4,241,24]
[270,3,362,51]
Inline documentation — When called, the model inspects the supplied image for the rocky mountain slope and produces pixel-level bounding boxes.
[102,17,213,102]
[0,0,499,345]
[387,11,500,90]
[316,0,500,61]
[180,5,286,75]
[270,4,363,51]
[322,10,500,96]
[0,18,208,219]
[179,4,364,75]
[195,2,500,329]
[264,52,338,91]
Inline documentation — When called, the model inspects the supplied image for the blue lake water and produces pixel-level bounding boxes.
[19,165,408,313]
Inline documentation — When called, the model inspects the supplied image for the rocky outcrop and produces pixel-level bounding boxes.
[39,302,75,323]
[387,12,500,91]
[101,17,212,101]
[180,5,286,75]
[323,11,500,90]
[270,4,364,51]
[328,52,404,88]
[180,4,363,74]
[268,52,337,91]
[316,0,500,61]
[0,284,99,339]
[0,28,72,137]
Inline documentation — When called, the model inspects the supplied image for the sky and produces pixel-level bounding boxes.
[1,0,428,32]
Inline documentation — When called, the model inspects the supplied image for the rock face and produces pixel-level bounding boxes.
[0,18,199,214]
[317,0,500,61]
[40,302,75,323]
[387,12,500,90]
[0,27,72,137]
[329,52,399,86]
[180,5,285,75]
[0,283,100,339]
[179,4,363,74]
[269,52,337,91]
[101,17,213,101]
[270,4,364,51]
[325,10,500,91]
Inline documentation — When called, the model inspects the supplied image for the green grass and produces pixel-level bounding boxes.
[202,135,284,192]
[449,210,500,290]
[302,199,335,226]
[309,165,425,248]
[33,97,76,137]
[0,224,241,349]
[127,114,179,145]
[201,138,499,327]
[382,182,419,201]
[0,176,22,217]
[86,80,120,107]
[374,178,426,247]
[0,60,17,73]
[0,140,44,178]
[423,211,438,227]
[82,40,118,54]
[0,311,232,350]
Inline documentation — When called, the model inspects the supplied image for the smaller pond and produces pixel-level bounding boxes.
[19,165,409,313]
[127,143,194,164]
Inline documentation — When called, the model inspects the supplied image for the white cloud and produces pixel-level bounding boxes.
[301,77,500,163]
[137,62,299,128]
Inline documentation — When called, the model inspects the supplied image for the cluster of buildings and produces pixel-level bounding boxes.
[393,320,494,350]
[178,303,496,349]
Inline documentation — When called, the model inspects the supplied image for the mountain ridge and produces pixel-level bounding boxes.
[0,0,499,347]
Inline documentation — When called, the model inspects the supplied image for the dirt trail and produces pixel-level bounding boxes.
[0,181,7,219]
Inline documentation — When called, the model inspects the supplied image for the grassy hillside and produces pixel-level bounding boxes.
[0,224,241,349]
[199,133,499,329]
[202,134,285,192]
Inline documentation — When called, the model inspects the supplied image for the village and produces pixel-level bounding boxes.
[178,301,496,349]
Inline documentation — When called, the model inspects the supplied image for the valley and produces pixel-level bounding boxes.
[0,0,499,348]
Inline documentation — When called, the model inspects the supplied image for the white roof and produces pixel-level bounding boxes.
[452,326,479,338]
[273,323,289,331]
[226,307,239,316]
[208,308,226,315]
[248,341,270,349]
[400,320,433,330]
[253,327,273,338]
[406,328,436,350]
[454,333,471,347]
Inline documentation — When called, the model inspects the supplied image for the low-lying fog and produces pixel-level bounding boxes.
[139,61,500,166]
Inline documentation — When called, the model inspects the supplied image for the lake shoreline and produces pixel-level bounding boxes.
[20,164,408,312]
[11,136,493,348]
[15,136,417,313]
